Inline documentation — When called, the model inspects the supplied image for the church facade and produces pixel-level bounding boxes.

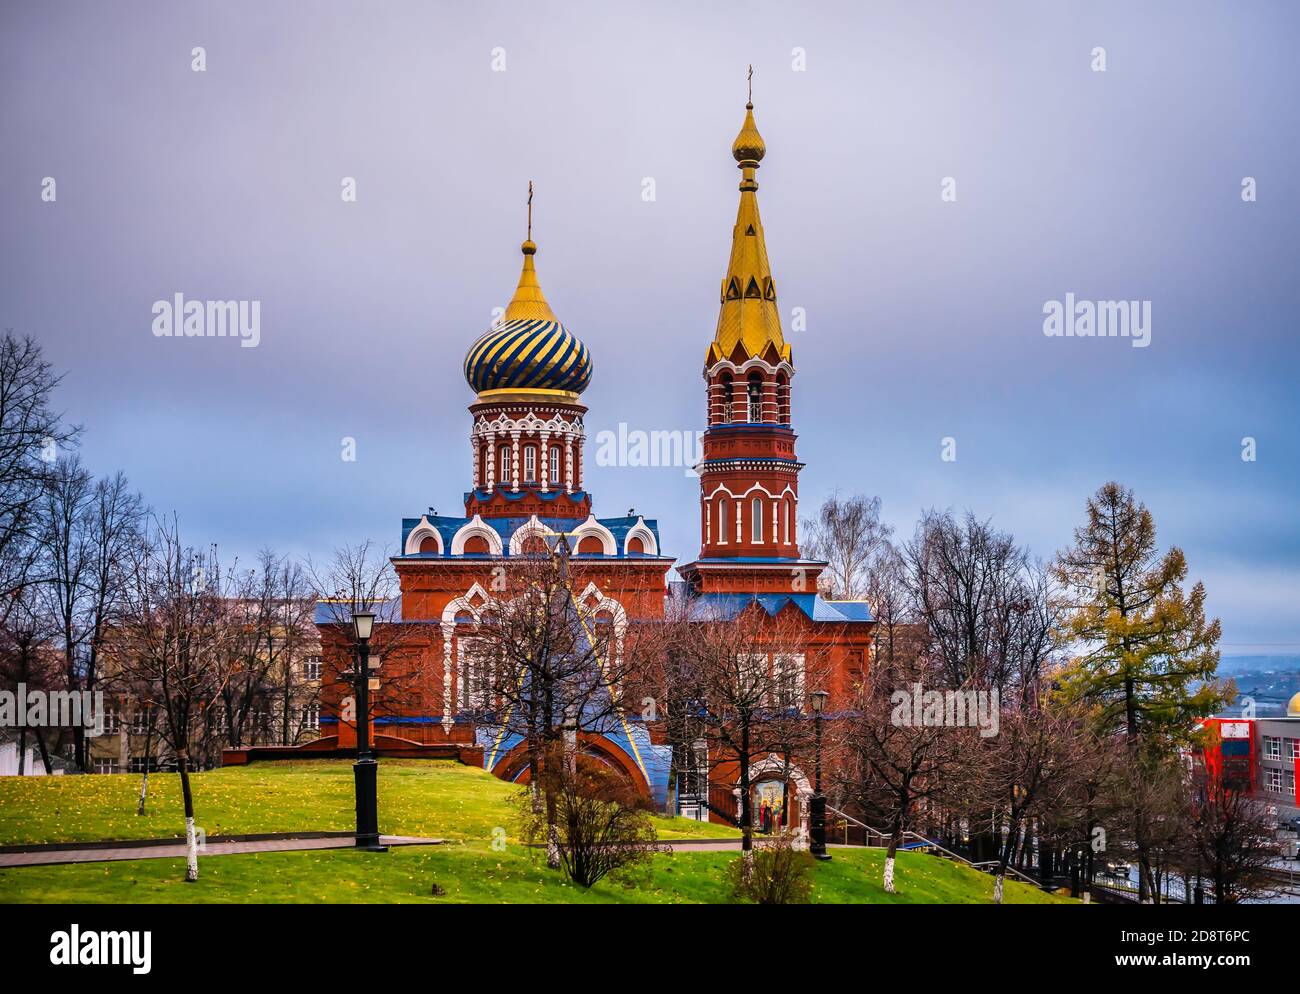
[311,93,877,827]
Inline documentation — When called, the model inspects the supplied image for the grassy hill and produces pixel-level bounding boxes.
[0,760,1074,905]
[0,760,738,846]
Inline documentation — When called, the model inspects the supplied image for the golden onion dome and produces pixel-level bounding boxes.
[463,236,592,400]
[732,101,766,164]
[1288,691,1300,717]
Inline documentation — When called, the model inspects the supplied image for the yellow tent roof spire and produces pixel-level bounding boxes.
[504,180,557,322]
[710,76,790,366]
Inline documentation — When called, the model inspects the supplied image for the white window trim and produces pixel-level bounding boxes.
[458,636,491,712]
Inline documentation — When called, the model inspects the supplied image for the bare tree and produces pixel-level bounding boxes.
[902,510,1060,864]
[660,602,823,872]
[39,458,144,770]
[838,648,977,894]
[38,455,92,770]
[979,695,1091,902]
[801,493,892,600]
[904,509,1041,692]
[307,539,423,744]
[0,582,61,774]
[116,516,237,881]
[80,472,146,766]
[0,333,78,611]
[862,543,920,673]
[466,540,637,868]
[1187,770,1281,904]
[221,549,315,751]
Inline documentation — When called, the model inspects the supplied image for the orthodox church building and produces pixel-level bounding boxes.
[306,93,876,827]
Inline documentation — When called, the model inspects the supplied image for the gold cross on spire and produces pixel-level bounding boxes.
[527,180,533,241]
[747,64,753,104]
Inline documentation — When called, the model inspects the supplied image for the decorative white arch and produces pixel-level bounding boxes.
[705,357,796,380]
[576,581,628,636]
[738,754,814,839]
[569,515,617,556]
[576,582,627,676]
[703,482,796,501]
[441,582,492,627]
[623,516,658,556]
[404,515,444,556]
[741,482,796,501]
[508,514,554,555]
[450,514,503,556]
[745,754,812,796]
[439,582,494,731]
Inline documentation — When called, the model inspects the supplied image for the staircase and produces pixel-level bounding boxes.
[825,804,1044,888]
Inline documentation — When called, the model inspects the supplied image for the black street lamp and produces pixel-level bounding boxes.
[351,608,387,852]
[809,689,830,861]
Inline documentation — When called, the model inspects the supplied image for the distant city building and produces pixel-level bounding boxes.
[89,603,321,774]
[1198,690,1300,825]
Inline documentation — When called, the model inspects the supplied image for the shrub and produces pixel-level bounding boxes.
[520,748,664,888]
[728,836,814,904]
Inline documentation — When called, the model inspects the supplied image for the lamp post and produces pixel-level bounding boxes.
[809,689,830,861]
[351,609,387,852]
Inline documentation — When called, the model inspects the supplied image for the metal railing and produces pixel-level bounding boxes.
[825,804,1041,887]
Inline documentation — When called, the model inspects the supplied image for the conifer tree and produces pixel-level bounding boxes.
[1054,481,1226,901]
[1054,482,1225,747]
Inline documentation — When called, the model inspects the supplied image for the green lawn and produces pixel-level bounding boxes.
[0,843,1073,904]
[0,760,1075,904]
[0,760,739,846]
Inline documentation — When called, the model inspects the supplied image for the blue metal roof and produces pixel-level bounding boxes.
[461,487,590,506]
[313,596,403,626]
[666,584,874,624]
[398,511,665,560]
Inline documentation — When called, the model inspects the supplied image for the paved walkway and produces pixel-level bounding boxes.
[2,834,834,866]
[0,834,443,867]
[662,838,850,852]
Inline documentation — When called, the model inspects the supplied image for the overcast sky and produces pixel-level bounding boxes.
[2,1,1297,650]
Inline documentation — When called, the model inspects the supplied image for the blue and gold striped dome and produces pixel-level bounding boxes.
[464,239,592,399]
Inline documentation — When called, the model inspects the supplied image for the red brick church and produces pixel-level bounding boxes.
[297,92,877,829]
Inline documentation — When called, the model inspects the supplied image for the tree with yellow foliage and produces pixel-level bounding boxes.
[1054,481,1227,900]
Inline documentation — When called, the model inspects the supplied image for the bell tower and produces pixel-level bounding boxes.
[679,83,821,596]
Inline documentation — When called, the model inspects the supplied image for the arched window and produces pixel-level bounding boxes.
[419,535,439,554]
[458,637,489,712]
[463,535,490,555]
[748,374,763,423]
[752,496,763,542]
[776,373,790,425]
[549,446,560,484]
[577,535,603,555]
[719,372,733,424]
[499,446,511,483]
[523,446,537,483]
[718,498,729,544]
[627,535,645,554]
[785,500,794,544]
